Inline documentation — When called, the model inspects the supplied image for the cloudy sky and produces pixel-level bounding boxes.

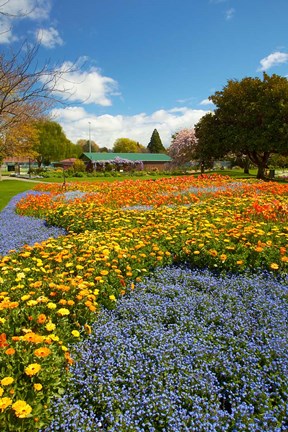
[1,0,288,149]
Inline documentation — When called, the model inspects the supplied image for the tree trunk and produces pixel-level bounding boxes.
[256,164,266,179]
[243,156,250,174]
[247,151,270,180]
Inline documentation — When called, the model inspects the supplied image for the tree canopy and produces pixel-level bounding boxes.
[147,129,166,153]
[112,138,146,153]
[195,73,288,179]
[34,120,76,166]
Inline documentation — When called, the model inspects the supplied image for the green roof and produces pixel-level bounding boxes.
[81,153,171,162]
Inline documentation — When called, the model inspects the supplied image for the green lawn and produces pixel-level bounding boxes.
[0,180,41,211]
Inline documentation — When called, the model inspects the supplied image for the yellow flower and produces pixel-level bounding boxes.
[25,363,41,376]
[27,299,38,306]
[0,387,3,397]
[100,270,109,276]
[45,322,56,332]
[61,345,68,351]
[71,330,80,338]
[0,397,12,412]
[48,334,59,342]
[1,377,14,386]
[193,250,200,255]
[270,263,279,270]
[12,400,32,418]
[57,308,70,316]
[33,383,43,391]
[84,324,92,334]
[109,295,116,302]
[47,302,57,309]
[0,318,6,324]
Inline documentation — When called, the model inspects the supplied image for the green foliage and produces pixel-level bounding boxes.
[34,120,76,166]
[147,129,166,153]
[195,73,288,179]
[72,159,86,173]
[112,138,145,153]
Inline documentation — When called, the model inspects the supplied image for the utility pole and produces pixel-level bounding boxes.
[88,121,91,153]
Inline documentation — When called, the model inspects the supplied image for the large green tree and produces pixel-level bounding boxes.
[195,73,288,179]
[113,138,146,153]
[34,120,76,166]
[147,129,166,153]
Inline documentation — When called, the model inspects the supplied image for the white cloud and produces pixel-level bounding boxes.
[0,15,15,43]
[200,98,214,105]
[50,61,120,106]
[0,0,51,19]
[0,0,52,44]
[36,27,63,48]
[258,51,288,71]
[51,106,210,149]
[225,8,235,20]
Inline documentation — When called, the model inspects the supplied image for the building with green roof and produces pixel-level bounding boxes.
[80,152,171,171]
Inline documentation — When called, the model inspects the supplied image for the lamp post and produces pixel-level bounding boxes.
[88,121,91,153]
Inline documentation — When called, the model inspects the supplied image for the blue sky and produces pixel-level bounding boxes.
[1,0,288,149]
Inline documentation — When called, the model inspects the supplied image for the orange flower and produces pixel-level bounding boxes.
[22,332,44,344]
[0,333,8,348]
[34,347,51,357]
[5,348,15,355]
[37,314,47,324]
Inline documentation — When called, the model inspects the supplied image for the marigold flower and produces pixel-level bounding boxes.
[25,363,41,376]
[270,263,279,270]
[84,324,92,334]
[12,400,32,418]
[5,348,15,355]
[34,347,51,357]
[22,332,44,344]
[27,300,38,306]
[71,330,80,338]
[1,377,14,386]
[0,397,12,412]
[33,383,43,391]
[0,333,8,348]
[100,270,109,276]
[57,308,70,316]
[37,314,47,324]
[0,388,3,397]
[45,322,56,332]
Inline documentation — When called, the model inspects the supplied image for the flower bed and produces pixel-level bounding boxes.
[0,174,287,430]
[43,266,288,431]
